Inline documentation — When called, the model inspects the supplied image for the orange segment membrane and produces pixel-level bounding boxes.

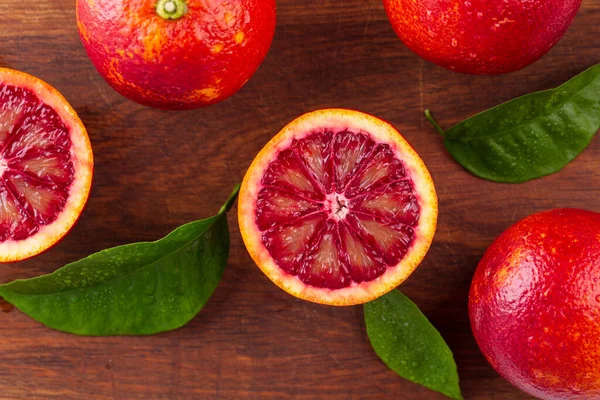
[257,129,420,289]
[256,187,322,231]
[0,84,74,242]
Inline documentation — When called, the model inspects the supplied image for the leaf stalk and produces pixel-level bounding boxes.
[424,109,445,136]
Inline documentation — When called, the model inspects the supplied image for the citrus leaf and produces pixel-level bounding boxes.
[426,63,600,183]
[0,184,240,336]
[364,290,462,400]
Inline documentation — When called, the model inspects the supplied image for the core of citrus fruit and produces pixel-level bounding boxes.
[239,109,437,305]
[76,0,276,110]
[470,209,600,399]
[0,68,93,262]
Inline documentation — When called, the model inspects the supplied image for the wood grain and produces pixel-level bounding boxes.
[1,0,599,398]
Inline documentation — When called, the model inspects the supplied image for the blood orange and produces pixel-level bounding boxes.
[470,209,600,399]
[239,109,437,305]
[77,0,276,110]
[0,68,93,262]
[383,0,581,75]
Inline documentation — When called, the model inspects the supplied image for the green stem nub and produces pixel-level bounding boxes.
[156,0,187,20]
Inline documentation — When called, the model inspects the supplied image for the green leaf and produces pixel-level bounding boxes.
[364,290,462,400]
[0,185,240,336]
[426,64,600,183]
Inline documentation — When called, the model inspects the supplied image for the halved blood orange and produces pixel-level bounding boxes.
[239,109,437,305]
[0,68,93,262]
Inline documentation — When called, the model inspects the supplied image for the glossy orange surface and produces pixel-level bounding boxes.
[383,0,582,75]
[77,0,276,109]
[470,209,600,399]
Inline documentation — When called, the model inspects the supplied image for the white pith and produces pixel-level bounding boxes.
[326,192,350,221]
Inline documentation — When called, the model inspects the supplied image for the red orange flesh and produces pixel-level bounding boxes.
[0,68,93,262]
[239,109,437,305]
[76,0,276,110]
[383,0,582,75]
[470,209,600,399]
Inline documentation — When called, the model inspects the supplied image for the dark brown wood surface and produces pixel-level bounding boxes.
[1,1,599,399]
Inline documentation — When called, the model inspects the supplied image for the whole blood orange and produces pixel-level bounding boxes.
[239,109,437,305]
[76,0,276,110]
[0,68,93,262]
[470,209,600,399]
[383,0,582,75]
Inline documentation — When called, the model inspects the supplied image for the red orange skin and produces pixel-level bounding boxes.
[469,209,600,399]
[76,0,276,110]
[383,0,582,75]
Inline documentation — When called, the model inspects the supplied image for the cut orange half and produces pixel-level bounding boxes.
[0,68,93,262]
[239,109,437,305]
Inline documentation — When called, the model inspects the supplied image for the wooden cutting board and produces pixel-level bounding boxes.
[1,1,598,398]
